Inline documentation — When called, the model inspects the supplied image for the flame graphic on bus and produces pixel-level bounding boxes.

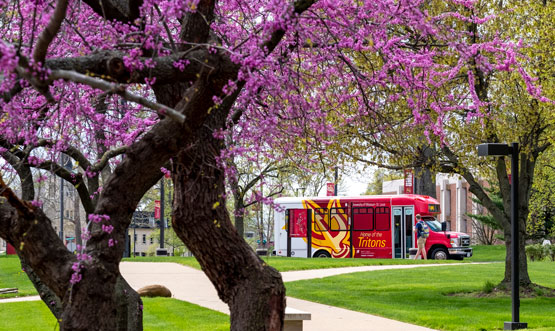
[303,199,350,258]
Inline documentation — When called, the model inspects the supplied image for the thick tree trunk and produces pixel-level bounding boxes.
[20,256,63,318]
[171,113,286,330]
[501,224,531,287]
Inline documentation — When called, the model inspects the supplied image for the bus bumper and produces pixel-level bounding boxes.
[448,247,473,258]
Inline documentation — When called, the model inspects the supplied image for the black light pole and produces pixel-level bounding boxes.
[478,143,527,330]
[160,178,165,249]
[59,175,64,240]
[59,155,73,242]
[334,167,338,196]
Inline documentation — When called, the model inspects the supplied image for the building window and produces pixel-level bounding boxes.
[445,189,451,216]
[142,234,146,244]
[134,234,137,242]
[150,238,153,244]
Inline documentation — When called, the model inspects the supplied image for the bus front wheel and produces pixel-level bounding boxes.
[430,247,448,260]
[314,250,331,258]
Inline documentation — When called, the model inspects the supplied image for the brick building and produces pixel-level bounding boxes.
[383,174,478,241]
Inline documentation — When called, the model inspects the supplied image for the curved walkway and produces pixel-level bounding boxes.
[119,262,442,331]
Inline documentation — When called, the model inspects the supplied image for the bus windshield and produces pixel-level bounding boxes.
[424,219,442,232]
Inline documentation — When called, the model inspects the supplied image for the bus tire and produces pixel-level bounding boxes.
[430,247,448,260]
[314,250,331,258]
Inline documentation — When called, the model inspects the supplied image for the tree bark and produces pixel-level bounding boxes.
[73,187,83,249]
[171,112,286,330]
[414,145,436,198]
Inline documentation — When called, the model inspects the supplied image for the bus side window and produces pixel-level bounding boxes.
[314,208,328,232]
[353,207,374,231]
[375,207,390,231]
[330,207,348,231]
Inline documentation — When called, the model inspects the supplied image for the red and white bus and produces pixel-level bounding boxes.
[274,194,472,260]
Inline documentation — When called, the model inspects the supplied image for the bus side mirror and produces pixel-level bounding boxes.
[441,222,447,232]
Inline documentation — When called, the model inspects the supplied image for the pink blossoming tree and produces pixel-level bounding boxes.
[0,0,536,330]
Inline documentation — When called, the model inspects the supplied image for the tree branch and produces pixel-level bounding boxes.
[442,145,509,230]
[0,176,75,298]
[33,0,69,65]
[82,0,143,24]
[49,69,186,124]
[91,147,127,173]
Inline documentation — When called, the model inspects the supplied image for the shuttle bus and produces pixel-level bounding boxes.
[274,194,472,260]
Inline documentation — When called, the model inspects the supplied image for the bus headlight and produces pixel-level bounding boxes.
[450,238,460,247]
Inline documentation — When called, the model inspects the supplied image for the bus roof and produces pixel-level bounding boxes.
[274,194,440,205]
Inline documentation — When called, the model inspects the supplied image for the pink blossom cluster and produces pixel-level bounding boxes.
[88,214,111,223]
[0,0,550,216]
[102,224,114,234]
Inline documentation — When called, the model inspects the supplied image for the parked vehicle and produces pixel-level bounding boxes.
[274,194,472,260]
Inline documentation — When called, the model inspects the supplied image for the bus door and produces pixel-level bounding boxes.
[392,206,414,259]
[286,209,312,258]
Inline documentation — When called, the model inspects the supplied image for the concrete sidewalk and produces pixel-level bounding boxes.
[120,262,436,330]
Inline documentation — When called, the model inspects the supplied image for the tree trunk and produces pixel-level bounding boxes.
[20,256,63,318]
[414,145,436,198]
[171,113,286,330]
[230,174,245,237]
[73,187,83,249]
[501,222,531,287]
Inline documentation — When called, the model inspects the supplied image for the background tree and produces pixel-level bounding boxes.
[467,188,504,245]
[318,0,554,289]
[527,148,555,241]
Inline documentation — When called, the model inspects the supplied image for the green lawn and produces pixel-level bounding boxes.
[0,301,58,331]
[2,249,554,330]
[286,261,555,331]
[123,244,507,271]
[468,244,507,262]
[0,256,38,299]
[0,298,229,331]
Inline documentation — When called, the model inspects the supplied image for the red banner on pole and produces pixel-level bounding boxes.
[290,210,308,237]
[154,200,161,219]
[326,183,335,196]
[6,243,16,255]
[404,169,413,194]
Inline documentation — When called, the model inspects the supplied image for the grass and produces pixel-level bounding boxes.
[285,261,555,331]
[0,301,58,331]
[468,244,506,262]
[0,298,229,331]
[123,244,507,271]
[0,255,38,299]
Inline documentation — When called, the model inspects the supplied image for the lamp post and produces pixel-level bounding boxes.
[477,143,527,330]
[59,154,73,242]
[334,167,338,196]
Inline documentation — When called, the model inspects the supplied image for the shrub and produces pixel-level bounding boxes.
[525,244,546,261]
[545,244,555,262]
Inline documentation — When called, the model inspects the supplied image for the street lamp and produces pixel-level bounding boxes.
[477,143,527,330]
